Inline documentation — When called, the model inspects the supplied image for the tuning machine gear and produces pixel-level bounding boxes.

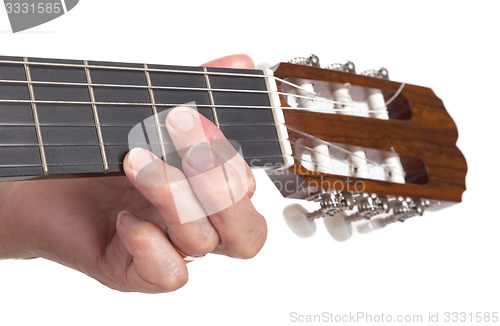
[289,54,321,67]
[283,190,439,241]
[357,197,434,233]
[361,67,389,79]
[283,190,355,241]
[325,61,356,73]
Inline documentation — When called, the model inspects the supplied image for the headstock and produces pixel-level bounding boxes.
[267,55,467,241]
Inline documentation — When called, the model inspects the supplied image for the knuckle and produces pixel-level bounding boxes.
[129,226,155,250]
[171,229,219,257]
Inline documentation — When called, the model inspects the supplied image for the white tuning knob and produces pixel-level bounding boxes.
[283,204,316,238]
[357,219,385,234]
[323,211,353,242]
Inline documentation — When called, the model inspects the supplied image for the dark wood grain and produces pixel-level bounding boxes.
[270,63,467,203]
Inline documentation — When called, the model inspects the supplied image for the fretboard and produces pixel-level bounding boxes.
[0,56,288,180]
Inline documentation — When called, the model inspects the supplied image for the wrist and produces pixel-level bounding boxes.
[0,182,39,260]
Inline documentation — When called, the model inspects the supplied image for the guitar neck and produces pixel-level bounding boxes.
[0,56,290,180]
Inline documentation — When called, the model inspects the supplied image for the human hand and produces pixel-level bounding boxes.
[0,54,267,293]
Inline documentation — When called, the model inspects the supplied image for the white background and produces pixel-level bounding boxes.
[0,1,498,325]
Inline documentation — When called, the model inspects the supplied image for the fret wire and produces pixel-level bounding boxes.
[202,66,220,128]
[23,57,49,175]
[144,63,167,160]
[84,60,109,172]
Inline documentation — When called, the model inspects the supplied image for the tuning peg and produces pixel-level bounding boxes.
[289,54,321,67]
[360,67,389,79]
[323,211,353,241]
[283,204,316,237]
[325,61,356,73]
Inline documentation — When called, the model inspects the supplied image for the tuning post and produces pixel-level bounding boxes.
[294,190,357,241]
[284,191,439,240]
[305,190,354,217]
[283,190,354,240]
[289,54,321,67]
[346,193,391,223]
[325,61,356,73]
[361,67,389,79]
[357,197,434,234]
[311,190,356,242]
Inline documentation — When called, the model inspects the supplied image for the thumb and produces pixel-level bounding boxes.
[113,210,188,292]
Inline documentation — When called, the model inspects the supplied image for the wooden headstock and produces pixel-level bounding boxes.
[268,58,467,240]
[270,61,467,203]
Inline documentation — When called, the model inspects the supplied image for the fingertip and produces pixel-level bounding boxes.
[165,106,198,134]
[202,54,255,69]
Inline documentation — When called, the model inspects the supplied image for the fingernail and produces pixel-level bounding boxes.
[166,107,195,133]
[117,210,139,227]
[128,148,161,177]
[186,143,217,173]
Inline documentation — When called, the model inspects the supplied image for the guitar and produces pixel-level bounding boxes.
[0,54,467,241]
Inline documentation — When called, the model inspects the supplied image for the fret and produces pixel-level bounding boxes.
[29,57,103,175]
[28,58,103,175]
[88,61,153,172]
[88,61,150,104]
[98,105,161,171]
[0,57,43,178]
[23,57,49,175]
[206,67,270,106]
[144,63,167,160]
[147,64,214,122]
[202,66,220,128]
[83,60,109,172]
[30,58,101,174]
[206,67,285,167]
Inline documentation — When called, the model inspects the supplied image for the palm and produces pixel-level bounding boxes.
[5,176,156,290]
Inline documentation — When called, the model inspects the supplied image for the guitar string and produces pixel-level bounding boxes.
[0,59,406,110]
[0,121,402,175]
[0,79,405,113]
[285,128,405,173]
[0,57,404,104]
[289,140,406,177]
[0,121,282,127]
[0,98,397,116]
[0,58,286,78]
[0,58,320,99]
[0,151,400,184]
[0,59,407,174]
[0,57,361,98]
[0,152,362,177]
